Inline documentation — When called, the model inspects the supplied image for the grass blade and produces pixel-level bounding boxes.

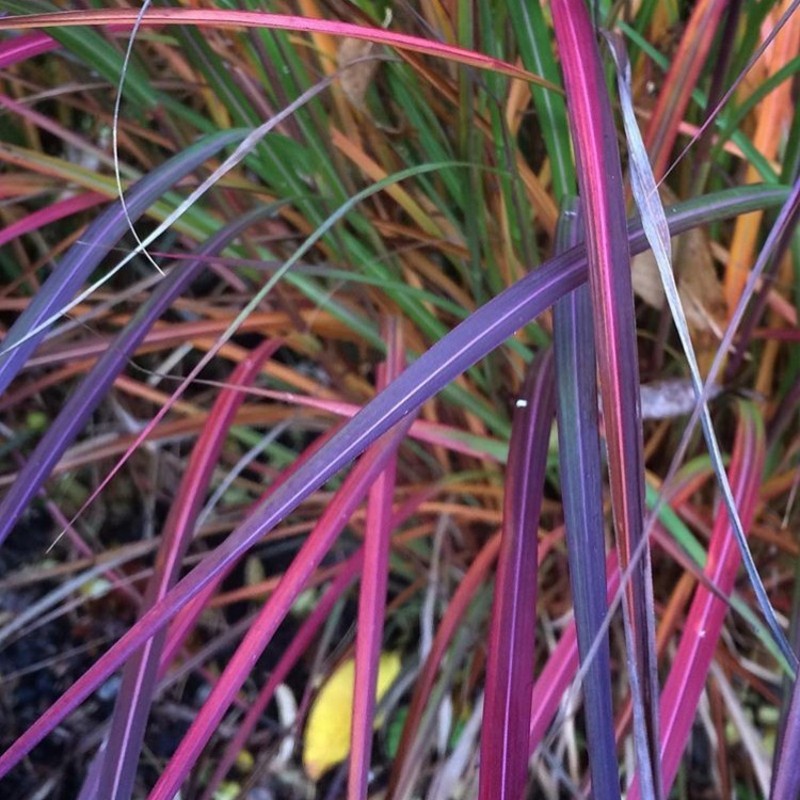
[0,8,556,88]
[607,29,795,669]
[0,129,246,403]
[349,319,409,800]
[629,402,766,797]
[0,185,787,780]
[478,351,554,799]
[552,198,619,799]
[550,2,661,794]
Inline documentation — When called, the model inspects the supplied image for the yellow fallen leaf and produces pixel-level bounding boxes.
[303,651,401,780]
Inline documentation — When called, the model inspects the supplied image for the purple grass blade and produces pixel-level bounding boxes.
[90,340,279,800]
[552,198,619,799]
[773,681,800,799]
[202,550,365,800]
[0,128,245,399]
[349,319,408,800]
[550,2,661,795]
[629,402,766,798]
[148,418,415,800]
[478,350,555,800]
[0,204,275,547]
[0,185,787,780]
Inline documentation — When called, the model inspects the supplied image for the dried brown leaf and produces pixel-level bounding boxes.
[631,187,726,340]
[338,37,379,109]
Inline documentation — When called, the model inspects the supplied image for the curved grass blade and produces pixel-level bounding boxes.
[0,205,279,547]
[0,8,557,90]
[0,129,246,400]
[0,184,788,780]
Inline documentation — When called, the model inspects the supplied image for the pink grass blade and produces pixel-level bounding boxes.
[0,191,106,248]
[349,318,408,800]
[156,425,346,673]
[202,549,365,800]
[207,387,508,462]
[0,30,56,67]
[529,551,622,752]
[0,206,277,547]
[91,340,279,800]
[552,198,619,799]
[147,418,415,800]
[0,8,556,89]
[550,2,660,794]
[0,129,246,406]
[478,350,555,800]
[0,185,786,780]
[629,402,766,798]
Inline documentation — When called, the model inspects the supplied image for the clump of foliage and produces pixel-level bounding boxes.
[0,1,798,799]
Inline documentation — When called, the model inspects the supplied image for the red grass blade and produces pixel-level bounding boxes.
[550,2,661,794]
[643,0,729,180]
[0,191,106,248]
[0,8,556,89]
[201,550,364,800]
[629,402,766,798]
[387,533,501,799]
[349,319,409,800]
[147,418,415,800]
[479,351,555,800]
[90,341,278,800]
